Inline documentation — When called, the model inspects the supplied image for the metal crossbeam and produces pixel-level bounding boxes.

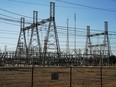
[89,32,105,37]
[88,44,105,47]
[23,18,52,31]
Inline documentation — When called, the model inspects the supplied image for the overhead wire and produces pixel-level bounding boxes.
[55,0,116,12]
[0,13,19,20]
[1,21,114,37]
[6,0,85,9]
[0,17,32,24]
[0,42,16,45]
[0,17,20,23]
[0,13,35,25]
[7,0,49,6]
[0,19,116,38]
[0,36,18,39]
[57,25,116,34]
[0,5,116,34]
[6,0,68,8]
[0,18,115,35]
[0,8,32,19]
[0,16,116,53]
[0,31,18,35]
[0,29,18,33]
[1,0,116,34]
[0,20,20,26]
[7,0,116,13]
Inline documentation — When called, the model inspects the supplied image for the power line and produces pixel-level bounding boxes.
[0,31,18,35]
[57,26,116,34]
[0,13,19,20]
[0,18,116,35]
[0,20,20,26]
[0,29,18,33]
[0,36,18,39]
[0,42,16,45]
[0,13,36,24]
[0,16,45,24]
[0,17,113,34]
[7,0,49,6]
[7,0,82,9]
[0,8,32,19]
[0,17,20,23]
[7,0,116,13]
[0,17,32,24]
[55,0,116,12]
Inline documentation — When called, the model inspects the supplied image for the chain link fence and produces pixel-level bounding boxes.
[0,66,116,87]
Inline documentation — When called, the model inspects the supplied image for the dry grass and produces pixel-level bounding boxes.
[0,66,116,87]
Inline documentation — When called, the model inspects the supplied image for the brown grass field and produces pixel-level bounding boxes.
[0,66,116,87]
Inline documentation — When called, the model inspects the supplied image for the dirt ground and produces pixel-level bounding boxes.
[0,66,116,87]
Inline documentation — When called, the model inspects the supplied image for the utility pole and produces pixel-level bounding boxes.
[66,19,69,54]
[74,13,76,50]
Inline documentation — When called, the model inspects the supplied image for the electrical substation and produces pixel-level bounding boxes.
[0,1,116,87]
[0,2,113,67]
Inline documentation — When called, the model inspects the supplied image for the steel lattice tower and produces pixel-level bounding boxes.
[43,2,61,65]
[84,21,112,65]
[84,26,92,57]
[28,11,42,64]
[15,17,27,59]
[104,21,112,57]
[16,11,42,65]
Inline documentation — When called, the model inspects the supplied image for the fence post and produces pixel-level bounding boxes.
[100,46,103,87]
[70,67,72,87]
[31,58,34,87]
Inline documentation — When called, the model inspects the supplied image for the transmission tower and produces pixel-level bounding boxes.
[84,26,92,57]
[43,2,61,65]
[15,17,27,59]
[16,11,42,65]
[84,21,112,65]
[104,21,112,57]
[28,11,42,64]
